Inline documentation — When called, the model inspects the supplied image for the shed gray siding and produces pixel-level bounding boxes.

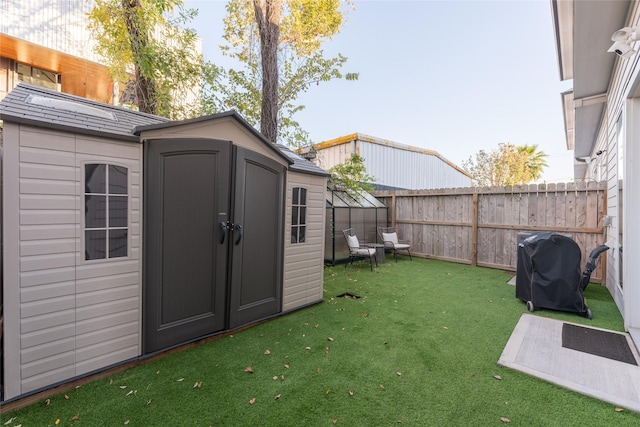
[3,123,142,399]
[283,172,326,311]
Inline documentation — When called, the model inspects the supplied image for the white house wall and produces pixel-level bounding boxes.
[282,172,326,311]
[3,124,142,400]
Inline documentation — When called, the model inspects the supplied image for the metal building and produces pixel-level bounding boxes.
[311,133,472,190]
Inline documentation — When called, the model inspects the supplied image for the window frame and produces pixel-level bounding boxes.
[291,187,308,244]
[83,162,130,262]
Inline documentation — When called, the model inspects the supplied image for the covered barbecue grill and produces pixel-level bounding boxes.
[515,232,607,319]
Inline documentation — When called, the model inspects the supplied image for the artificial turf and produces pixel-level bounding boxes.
[2,257,639,426]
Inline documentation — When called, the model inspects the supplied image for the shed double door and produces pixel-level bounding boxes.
[144,138,284,353]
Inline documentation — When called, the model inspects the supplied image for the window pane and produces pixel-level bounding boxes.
[109,229,128,258]
[85,195,106,228]
[300,188,307,205]
[109,196,128,227]
[291,228,298,244]
[299,226,306,243]
[85,230,106,260]
[292,187,299,204]
[292,207,298,225]
[300,207,306,225]
[109,165,128,194]
[85,164,106,193]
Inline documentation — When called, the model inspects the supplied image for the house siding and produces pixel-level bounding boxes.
[3,124,142,399]
[282,173,327,311]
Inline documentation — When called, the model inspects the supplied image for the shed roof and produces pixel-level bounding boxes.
[0,84,328,176]
[0,83,169,141]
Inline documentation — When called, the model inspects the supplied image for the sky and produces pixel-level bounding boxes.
[185,0,575,183]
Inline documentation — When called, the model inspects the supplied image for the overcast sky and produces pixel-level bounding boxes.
[185,0,575,182]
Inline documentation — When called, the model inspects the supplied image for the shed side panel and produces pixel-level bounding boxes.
[283,173,327,311]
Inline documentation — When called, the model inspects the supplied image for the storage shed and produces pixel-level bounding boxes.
[311,133,472,190]
[0,83,329,402]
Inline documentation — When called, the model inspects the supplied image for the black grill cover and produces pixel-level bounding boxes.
[516,232,588,316]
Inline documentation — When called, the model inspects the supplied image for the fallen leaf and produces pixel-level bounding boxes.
[109,379,113,385]
[273,376,279,381]
[125,390,133,396]
[275,394,282,400]
[71,414,80,421]
[284,364,290,369]
[379,384,385,389]
[349,390,354,396]
[397,420,403,424]
[315,324,319,328]
[332,418,338,425]
[615,407,625,412]
[45,399,51,406]
[328,337,334,342]
[443,326,449,330]
[193,381,202,388]
[305,346,311,350]
[316,367,321,373]
[4,417,17,425]
[264,349,271,355]
[156,371,160,375]
[146,400,152,406]
[326,388,333,394]
[124,421,130,425]
[244,366,254,373]
[177,378,185,382]
[500,417,511,423]
[494,375,503,380]
[249,398,256,405]
[55,420,60,425]
[119,385,127,389]
[64,394,69,399]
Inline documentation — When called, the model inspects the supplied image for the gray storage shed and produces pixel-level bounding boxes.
[0,83,328,401]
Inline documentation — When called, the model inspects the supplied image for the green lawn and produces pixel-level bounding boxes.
[3,257,639,426]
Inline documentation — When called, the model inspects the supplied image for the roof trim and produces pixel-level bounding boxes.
[134,110,292,166]
[314,132,472,178]
[551,0,574,81]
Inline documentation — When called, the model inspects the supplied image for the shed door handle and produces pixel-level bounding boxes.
[234,224,243,245]
[219,222,227,244]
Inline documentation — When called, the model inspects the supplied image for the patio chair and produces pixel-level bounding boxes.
[342,228,377,271]
[377,227,412,262]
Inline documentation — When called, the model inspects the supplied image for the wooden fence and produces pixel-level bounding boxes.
[373,181,607,282]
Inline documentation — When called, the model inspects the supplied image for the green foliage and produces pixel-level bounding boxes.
[88,0,219,119]
[328,153,375,197]
[462,143,548,186]
[207,0,358,147]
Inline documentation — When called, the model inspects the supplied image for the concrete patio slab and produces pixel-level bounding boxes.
[498,313,640,412]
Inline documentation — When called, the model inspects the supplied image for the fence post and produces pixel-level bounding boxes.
[472,193,478,266]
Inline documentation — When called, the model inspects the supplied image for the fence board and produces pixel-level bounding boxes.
[374,182,607,282]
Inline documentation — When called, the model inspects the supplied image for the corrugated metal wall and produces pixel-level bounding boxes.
[314,137,471,190]
[0,0,100,63]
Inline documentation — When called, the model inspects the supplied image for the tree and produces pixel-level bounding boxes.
[462,143,548,186]
[213,0,357,146]
[88,0,217,119]
[328,153,375,198]
[517,144,548,182]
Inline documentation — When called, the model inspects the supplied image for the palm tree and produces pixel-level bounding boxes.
[517,144,548,182]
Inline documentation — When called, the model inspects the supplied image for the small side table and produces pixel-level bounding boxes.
[366,243,386,264]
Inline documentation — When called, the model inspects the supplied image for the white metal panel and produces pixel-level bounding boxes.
[0,0,101,63]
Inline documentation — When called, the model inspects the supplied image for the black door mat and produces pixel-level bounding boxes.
[562,323,638,365]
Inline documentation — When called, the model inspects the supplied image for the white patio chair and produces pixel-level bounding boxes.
[342,228,377,271]
[377,227,412,262]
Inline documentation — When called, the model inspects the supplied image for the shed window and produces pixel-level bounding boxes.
[291,187,307,244]
[84,164,128,260]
